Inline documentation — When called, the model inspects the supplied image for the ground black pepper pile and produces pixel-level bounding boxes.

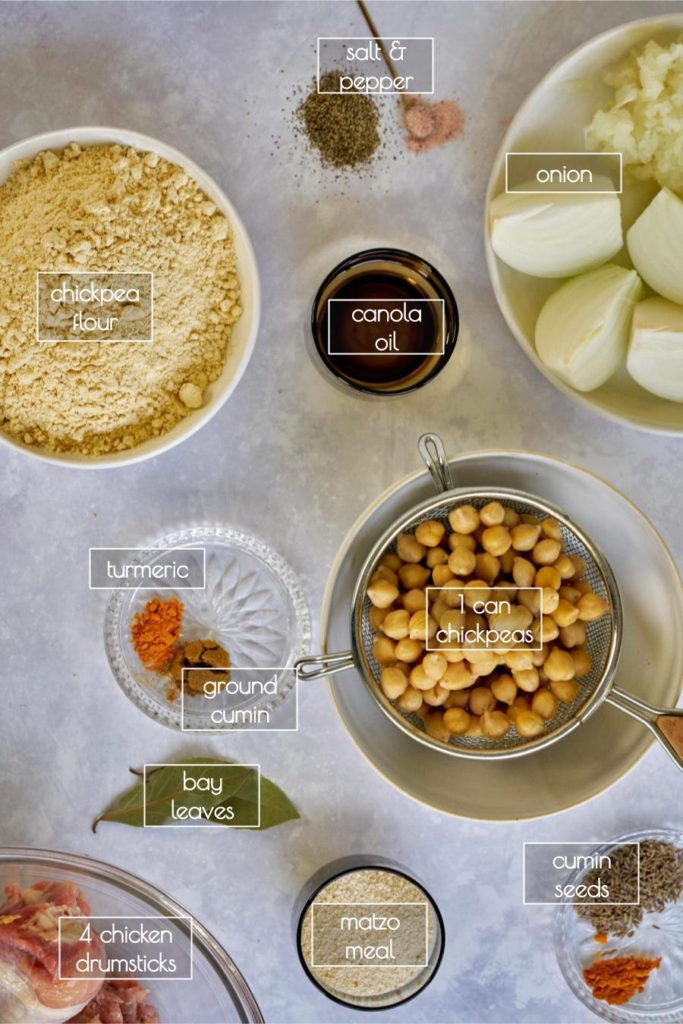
[576,839,683,938]
[297,70,381,168]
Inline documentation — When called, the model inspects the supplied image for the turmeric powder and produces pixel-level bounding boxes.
[130,596,184,669]
[584,955,661,1005]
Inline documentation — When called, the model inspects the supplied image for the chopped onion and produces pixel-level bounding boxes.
[627,188,683,305]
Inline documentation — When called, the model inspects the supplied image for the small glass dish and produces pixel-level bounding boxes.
[104,526,311,731]
[554,828,683,1023]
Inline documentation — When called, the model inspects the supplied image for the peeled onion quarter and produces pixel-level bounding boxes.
[627,297,683,402]
[535,265,642,392]
[627,188,683,305]
[489,188,623,278]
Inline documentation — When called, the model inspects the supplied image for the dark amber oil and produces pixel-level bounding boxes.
[312,248,459,396]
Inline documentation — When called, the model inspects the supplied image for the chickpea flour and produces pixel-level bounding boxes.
[0,142,242,455]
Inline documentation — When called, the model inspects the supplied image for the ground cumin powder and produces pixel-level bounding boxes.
[167,638,231,701]
[0,142,242,455]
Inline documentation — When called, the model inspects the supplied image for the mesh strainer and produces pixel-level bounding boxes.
[297,435,683,768]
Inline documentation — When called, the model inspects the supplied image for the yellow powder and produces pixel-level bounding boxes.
[0,142,242,455]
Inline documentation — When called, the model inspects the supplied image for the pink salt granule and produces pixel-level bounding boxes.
[404,98,466,153]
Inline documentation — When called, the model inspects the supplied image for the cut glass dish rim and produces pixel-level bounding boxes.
[554,827,683,1023]
[104,525,311,731]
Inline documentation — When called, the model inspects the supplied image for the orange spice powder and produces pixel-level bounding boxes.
[584,956,661,1005]
[130,596,184,670]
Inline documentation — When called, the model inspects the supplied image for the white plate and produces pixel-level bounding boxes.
[321,450,683,821]
[485,15,683,435]
[0,126,260,467]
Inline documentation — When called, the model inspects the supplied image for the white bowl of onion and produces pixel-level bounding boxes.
[485,14,683,435]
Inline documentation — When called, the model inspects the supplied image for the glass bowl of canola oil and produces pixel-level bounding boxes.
[311,248,459,397]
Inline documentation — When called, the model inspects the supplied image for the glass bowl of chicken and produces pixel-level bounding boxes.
[0,848,262,1023]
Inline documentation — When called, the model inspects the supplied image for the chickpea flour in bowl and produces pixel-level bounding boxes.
[295,857,444,1010]
[0,127,260,467]
[104,526,311,731]
[0,847,263,1023]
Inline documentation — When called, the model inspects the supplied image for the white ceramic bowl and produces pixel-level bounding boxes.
[0,126,260,467]
[322,449,683,821]
[485,15,683,435]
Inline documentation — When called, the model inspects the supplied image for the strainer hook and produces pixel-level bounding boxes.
[418,433,454,493]
[295,651,355,682]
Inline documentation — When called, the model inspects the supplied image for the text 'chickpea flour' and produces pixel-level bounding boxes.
[0,143,242,455]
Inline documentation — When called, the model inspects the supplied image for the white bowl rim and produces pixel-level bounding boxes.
[484,14,683,437]
[321,447,683,822]
[0,125,261,468]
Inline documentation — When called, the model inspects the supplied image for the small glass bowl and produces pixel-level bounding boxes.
[294,855,445,1011]
[554,828,683,1023]
[310,247,459,398]
[104,526,311,731]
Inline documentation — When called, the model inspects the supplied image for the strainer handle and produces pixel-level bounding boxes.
[607,687,683,771]
[294,651,355,682]
[418,433,454,493]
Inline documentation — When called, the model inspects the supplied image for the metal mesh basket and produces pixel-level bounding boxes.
[351,486,621,760]
[298,434,682,768]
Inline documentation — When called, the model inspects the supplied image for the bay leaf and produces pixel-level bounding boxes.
[145,764,253,826]
[91,777,147,830]
[93,759,299,831]
[230,775,300,830]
